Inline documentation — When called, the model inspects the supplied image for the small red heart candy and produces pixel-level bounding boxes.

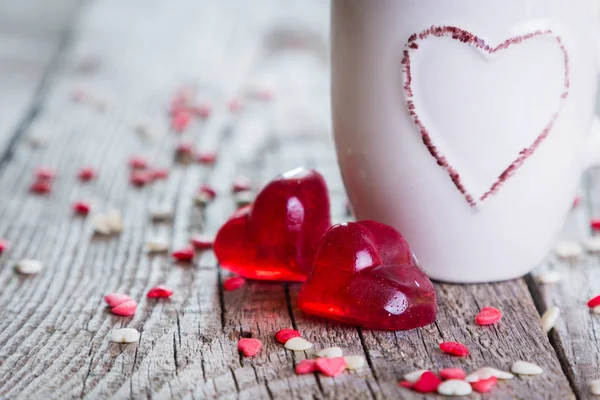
[315,357,346,377]
[274,328,301,344]
[238,338,262,357]
[438,367,466,380]
[295,359,317,374]
[412,371,441,393]
[297,220,437,330]
[111,300,137,316]
[475,306,502,325]
[147,286,173,298]
[104,293,132,307]
[471,376,498,393]
[214,168,331,282]
[439,341,469,357]
[223,276,246,291]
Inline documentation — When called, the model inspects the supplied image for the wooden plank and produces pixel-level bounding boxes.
[0,0,577,399]
[527,171,600,399]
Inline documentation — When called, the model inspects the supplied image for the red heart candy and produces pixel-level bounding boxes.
[439,341,469,357]
[104,293,132,307]
[147,286,173,298]
[214,168,331,282]
[238,338,262,357]
[412,371,441,393]
[295,359,317,375]
[438,367,466,381]
[274,328,301,344]
[297,220,437,330]
[111,300,137,316]
[471,376,498,393]
[315,357,346,377]
[475,306,502,325]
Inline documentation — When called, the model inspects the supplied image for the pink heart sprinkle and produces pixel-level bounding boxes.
[104,293,132,307]
[315,357,347,377]
[295,359,317,374]
[238,338,262,357]
[111,300,137,316]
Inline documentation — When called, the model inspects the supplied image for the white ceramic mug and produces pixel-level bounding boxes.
[332,0,600,283]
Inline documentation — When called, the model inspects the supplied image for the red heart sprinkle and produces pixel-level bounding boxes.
[315,357,346,377]
[215,168,331,282]
[587,295,600,308]
[223,276,246,291]
[439,341,469,357]
[78,167,97,182]
[438,368,466,380]
[475,306,503,325]
[172,246,195,262]
[231,175,252,193]
[150,168,169,181]
[297,220,437,330]
[130,170,152,187]
[412,371,441,393]
[238,338,262,357]
[147,286,173,298]
[197,151,218,165]
[171,109,191,133]
[398,381,413,389]
[471,376,498,393]
[104,293,132,307]
[592,219,600,231]
[30,180,52,194]
[274,329,301,344]
[73,201,91,215]
[190,235,213,251]
[295,359,317,374]
[0,239,8,253]
[35,167,56,180]
[111,300,137,316]
[199,184,217,199]
[129,156,148,169]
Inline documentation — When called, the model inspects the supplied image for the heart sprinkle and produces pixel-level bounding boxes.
[171,109,192,133]
[412,371,441,393]
[150,207,173,221]
[231,175,252,193]
[104,293,132,307]
[284,337,313,351]
[439,341,469,357]
[150,168,169,181]
[16,259,43,275]
[295,359,317,374]
[73,201,91,215]
[0,239,8,253]
[590,379,600,395]
[274,329,301,344]
[541,306,560,333]
[315,357,347,377]
[197,151,217,165]
[403,369,428,383]
[475,306,502,325]
[110,328,140,343]
[147,286,173,298]
[111,300,138,316]
[238,338,262,357]
[30,180,52,194]
[172,246,195,262]
[146,238,169,253]
[536,271,561,284]
[315,347,343,359]
[471,376,498,393]
[344,355,365,370]
[555,241,583,259]
[584,237,600,253]
[438,368,466,381]
[35,167,56,180]
[587,295,600,308]
[129,155,148,169]
[437,379,472,396]
[223,276,246,291]
[510,361,543,375]
[591,218,600,231]
[190,235,214,251]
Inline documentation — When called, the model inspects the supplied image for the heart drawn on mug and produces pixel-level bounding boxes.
[401,26,570,207]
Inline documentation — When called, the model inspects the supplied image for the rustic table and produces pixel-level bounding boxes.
[0,0,598,399]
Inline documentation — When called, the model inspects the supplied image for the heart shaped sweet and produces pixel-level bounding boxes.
[297,220,437,330]
[402,26,569,206]
[214,168,331,282]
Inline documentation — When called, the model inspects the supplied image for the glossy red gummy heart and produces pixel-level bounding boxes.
[297,220,437,330]
[214,168,331,282]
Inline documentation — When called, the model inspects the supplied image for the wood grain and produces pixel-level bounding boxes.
[0,0,581,398]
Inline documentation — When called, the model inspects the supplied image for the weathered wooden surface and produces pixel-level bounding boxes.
[0,0,591,398]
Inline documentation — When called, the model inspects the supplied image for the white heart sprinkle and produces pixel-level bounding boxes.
[403,369,428,383]
[234,191,254,208]
[316,347,343,358]
[541,306,560,333]
[344,355,365,370]
[585,237,600,253]
[105,210,123,233]
[93,215,112,235]
[150,207,173,221]
[16,259,43,275]
[589,379,600,395]
[465,367,514,382]
[146,238,170,253]
[284,337,313,351]
[536,271,561,284]
[437,379,472,396]
[511,361,543,375]
[555,241,583,259]
[109,328,140,343]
